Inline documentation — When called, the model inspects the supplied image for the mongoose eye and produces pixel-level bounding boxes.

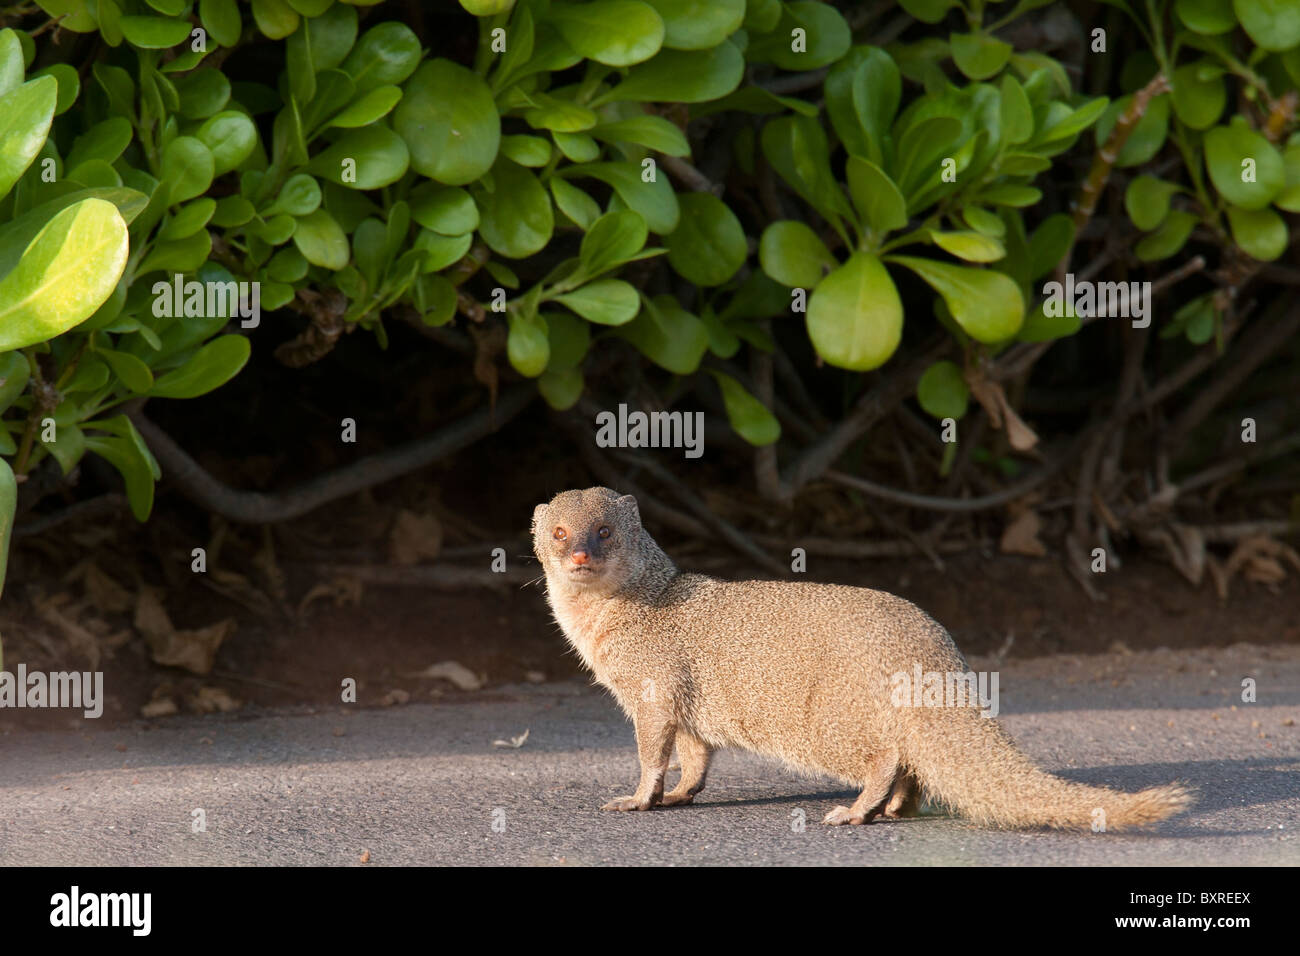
[553,527,567,541]
[598,526,611,539]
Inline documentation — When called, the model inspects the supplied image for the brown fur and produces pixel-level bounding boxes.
[532,487,1194,830]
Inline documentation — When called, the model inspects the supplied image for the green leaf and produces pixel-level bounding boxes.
[0,28,23,97]
[523,94,598,132]
[846,156,907,236]
[664,193,746,287]
[554,279,640,325]
[97,348,154,394]
[553,132,602,163]
[1134,209,1198,261]
[1176,0,1236,34]
[0,199,129,352]
[477,159,553,258]
[805,252,903,371]
[708,370,780,446]
[150,334,251,399]
[501,134,552,167]
[538,366,584,410]
[162,136,215,205]
[898,0,959,23]
[195,111,258,176]
[0,76,56,202]
[292,208,350,268]
[341,21,420,92]
[1018,300,1082,342]
[545,311,591,371]
[120,15,192,48]
[66,118,133,170]
[157,197,217,241]
[759,220,835,288]
[269,173,322,217]
[1275,142,1300,211]
[329,85,402,128]
[580,209,648,277]
[1226,204,1288,261]
[1171,61,1225,130]
[917,360,969,419]
[1204,124,1285,210]
[252,0,301,40]
[395,58,500,185]
[0,351,31,413]
[746,1,850,70]
[307,125,410,188]
[825,46,900,167]
[409,183,478,235]
[550,178,602,229]
[558,161,680,234]
[590,115,690,156]
[507,311,550,378]
[950,32,1011,81]
[549,1,665,66]
[645,0,743,49]
[33,63,79,115]
[596,39,743,104]
[999,73,1033,145]
[1028,213,1075,279]
[888,256,1024,342]
[200,0,243,47]
[761,113,852,233]
[136,230,213,275]
[617,294,709,374]
[1235,0,1300,51]
[174,68,231,120]
[930,230,1005,263]
[1125,175,1182,231]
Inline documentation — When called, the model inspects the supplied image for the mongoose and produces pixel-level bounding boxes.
[532,486,1194,829]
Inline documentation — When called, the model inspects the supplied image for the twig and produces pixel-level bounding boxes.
[659,155,721,195]
[129,385,534,523]
[823,431,1084,513]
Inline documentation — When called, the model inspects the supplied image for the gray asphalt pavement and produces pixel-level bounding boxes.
[2,643,1297,865]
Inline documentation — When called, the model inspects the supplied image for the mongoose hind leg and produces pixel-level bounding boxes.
[822,749,899,826]
[880,768,920,819]
[661,729,712,806]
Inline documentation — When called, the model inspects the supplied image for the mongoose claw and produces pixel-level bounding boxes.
[821,805,873,826]
[601,795,657,812]
[659,791,695,806]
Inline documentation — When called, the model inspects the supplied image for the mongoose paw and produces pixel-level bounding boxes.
[821,805,879,826]
[601,795,658,812]
[660,791,695,807]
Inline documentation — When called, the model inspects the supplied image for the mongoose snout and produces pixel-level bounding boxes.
[531,486,1195,830]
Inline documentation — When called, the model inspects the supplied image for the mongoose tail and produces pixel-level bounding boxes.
[908,712,1195,830]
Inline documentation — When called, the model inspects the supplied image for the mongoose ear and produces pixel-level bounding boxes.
[531,503,547,534]
[615,494,640,526]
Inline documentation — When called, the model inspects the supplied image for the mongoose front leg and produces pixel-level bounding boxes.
[822,749,899,826]
[602,706,676,812]
[661,729,712,806]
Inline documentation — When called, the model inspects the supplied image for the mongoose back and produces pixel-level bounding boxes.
[532,486,1194,829]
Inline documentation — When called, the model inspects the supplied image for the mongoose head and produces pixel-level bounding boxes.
[532,486,650,595]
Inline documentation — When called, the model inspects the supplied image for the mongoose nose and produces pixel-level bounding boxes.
[571,550,590,565]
